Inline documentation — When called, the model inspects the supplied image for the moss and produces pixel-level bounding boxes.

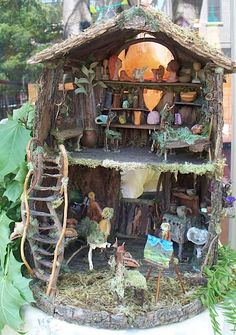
[69,155,225,179]
[117,7,159,32]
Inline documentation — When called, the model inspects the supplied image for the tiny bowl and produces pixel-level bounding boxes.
[180,91,197,102]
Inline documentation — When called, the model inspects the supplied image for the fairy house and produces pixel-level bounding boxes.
[23,6,234,328]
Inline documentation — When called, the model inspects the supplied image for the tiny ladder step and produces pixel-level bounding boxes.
[29,195,58,202]
[35,247,55,256]
[27,210,54,217]
[35,271,51,282]
[33,185,61,192]
[42,173,63,178]
[30,234,58,245]
[37,259,53,269]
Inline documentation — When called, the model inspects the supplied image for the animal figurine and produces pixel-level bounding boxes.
[113,238,140,268]
[86,191,103,222]
[132,67,148,82]
[152,65,165,82]
[104,111,122,152]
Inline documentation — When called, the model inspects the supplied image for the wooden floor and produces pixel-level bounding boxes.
[69,147,209,167]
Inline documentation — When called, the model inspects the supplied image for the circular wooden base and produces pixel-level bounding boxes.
[32,283,204,329]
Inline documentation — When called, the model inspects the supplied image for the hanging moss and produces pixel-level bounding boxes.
[69,155,225,179]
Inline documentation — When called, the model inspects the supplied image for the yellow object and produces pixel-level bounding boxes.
[89,5,97,14]
[99,219,111,238]
[134,111,142,125]
[143,89,162,111]
[119,115,126,124]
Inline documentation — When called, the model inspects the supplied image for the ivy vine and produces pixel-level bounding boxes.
[0,103,35,333]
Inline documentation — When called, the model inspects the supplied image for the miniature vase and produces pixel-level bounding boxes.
[134,111,142,125]
[147,110,160,125]
[82,129,97,148]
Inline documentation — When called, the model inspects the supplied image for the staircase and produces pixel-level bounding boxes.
[21,139,68,296]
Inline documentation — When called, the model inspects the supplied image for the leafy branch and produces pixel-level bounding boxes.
[74,62,106,95]
[197,245,236,335]
[74,62,106,129]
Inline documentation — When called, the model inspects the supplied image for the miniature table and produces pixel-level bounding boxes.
[51,128,83,151]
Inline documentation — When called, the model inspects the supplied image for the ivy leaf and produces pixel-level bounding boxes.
[0,273,26,332]
[7,253,34,304]
[0,251,34,332]
[3,180,23,202]
[12,103,35,123]
[26,108,35,130]
[14,162,28,184]
[0,120,31,177]
[0,212,11,267]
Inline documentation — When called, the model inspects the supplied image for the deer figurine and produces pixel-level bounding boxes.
[104,111,122,152]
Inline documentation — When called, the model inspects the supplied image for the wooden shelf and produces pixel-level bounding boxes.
[103,107,149,112]
[103,80,202,90]
[105,123,160,130]
[102,123,192,130]
[174,102,202,107]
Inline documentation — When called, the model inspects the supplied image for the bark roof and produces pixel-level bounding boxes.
[28,6,233,72]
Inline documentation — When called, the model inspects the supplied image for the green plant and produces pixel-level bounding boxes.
[0,103,35,333]
[74,62,106,128]
[197,245,236,335]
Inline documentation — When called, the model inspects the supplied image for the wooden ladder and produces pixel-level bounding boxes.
[21,139,68,296]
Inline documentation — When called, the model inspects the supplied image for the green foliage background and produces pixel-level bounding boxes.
[0,103,35,333]
[0,0,62,84]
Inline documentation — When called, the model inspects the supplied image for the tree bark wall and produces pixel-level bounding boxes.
[34,65,63,144]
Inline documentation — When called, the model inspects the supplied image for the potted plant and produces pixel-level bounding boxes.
[75,62,106,148]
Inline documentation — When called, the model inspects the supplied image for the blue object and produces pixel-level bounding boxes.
[95,115,108,125]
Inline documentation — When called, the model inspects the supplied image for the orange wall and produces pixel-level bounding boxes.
[223,75,232,143]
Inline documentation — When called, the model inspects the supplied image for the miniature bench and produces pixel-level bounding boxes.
[163,136,212,162]
[152,117,213,162]
[51,128,83,151]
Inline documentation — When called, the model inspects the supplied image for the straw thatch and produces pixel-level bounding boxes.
[28,7,233,72]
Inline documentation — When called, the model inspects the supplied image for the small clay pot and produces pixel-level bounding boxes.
[82,129,97,148]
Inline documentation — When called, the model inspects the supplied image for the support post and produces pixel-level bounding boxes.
[229,0,236,249]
